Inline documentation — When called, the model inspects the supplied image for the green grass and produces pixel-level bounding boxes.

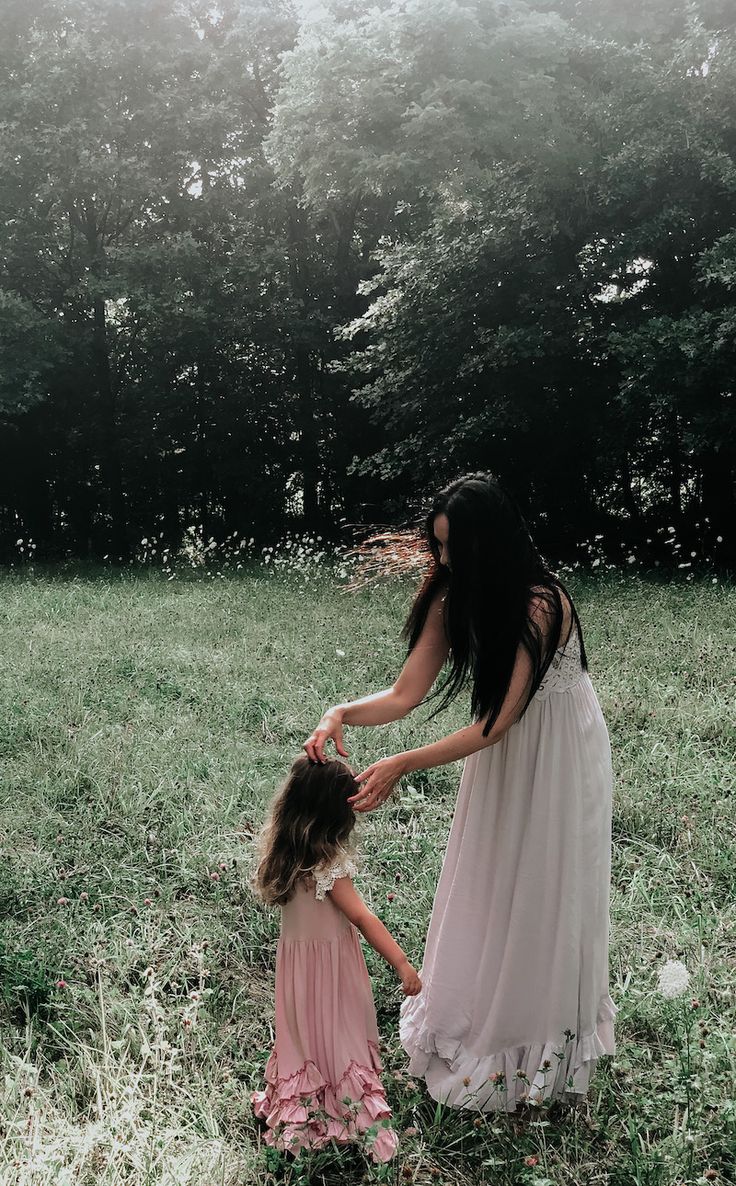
[0,566,734,1186]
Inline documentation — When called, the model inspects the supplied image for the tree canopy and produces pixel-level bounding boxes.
[1,0,734,564]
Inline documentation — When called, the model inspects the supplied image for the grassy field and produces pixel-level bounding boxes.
[0,565,734,1186]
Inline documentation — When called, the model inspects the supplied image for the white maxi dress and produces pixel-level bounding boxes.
[400,625,617,1112]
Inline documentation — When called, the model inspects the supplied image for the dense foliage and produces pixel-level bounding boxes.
[1,0,734,562]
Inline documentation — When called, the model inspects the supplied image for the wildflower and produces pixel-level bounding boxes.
[144,898,153,907]
[79,892,88,901]
[541,1059,552,1070]
[524,1155,539,1167]
[657,959,690,999]
[387,892,395,902]
[704,1171,718,1181]
[56,897,70,906]
[336,648,346,657]
[55,979,68,989]
[462,1076,471,1086]
[219,862,228,870]
[691,998,700,1009]
[473,1116,483,1128]
[403,1126,419,1137]
[209,871,220,881]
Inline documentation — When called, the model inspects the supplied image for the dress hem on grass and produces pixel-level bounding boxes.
[251,1039,398,1163]
[400,993,617,1113]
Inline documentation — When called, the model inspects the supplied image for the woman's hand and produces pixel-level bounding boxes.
[349,754,408,813]
[303,708,349,764]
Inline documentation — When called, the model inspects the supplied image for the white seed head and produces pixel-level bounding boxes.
[657,959,690,999]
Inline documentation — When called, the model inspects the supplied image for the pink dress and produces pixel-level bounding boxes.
[251,854,398,1163]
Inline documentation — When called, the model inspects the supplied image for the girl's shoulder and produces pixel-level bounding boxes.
[311,850,360,901]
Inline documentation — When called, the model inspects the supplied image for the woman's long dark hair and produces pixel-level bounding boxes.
[252,755,357,906]
[404,473,587,736]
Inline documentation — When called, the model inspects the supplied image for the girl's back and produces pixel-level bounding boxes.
[280,863,355,943]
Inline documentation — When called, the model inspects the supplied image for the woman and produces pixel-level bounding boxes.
[304,473,616,1113]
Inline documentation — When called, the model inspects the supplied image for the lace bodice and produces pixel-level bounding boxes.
[312,854,359,901]
[534,626,585,701]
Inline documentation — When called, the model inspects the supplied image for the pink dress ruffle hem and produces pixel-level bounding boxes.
[252,1041,398,1162]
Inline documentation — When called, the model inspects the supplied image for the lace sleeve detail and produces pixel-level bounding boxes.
[313,855,359,901]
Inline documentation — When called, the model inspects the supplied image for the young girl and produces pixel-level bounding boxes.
[250,754,421,1163]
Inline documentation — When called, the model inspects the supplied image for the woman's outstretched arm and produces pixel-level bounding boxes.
[349,616,539,812]
[303,593,449,762]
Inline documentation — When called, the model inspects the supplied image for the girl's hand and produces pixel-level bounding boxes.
[349,754,408,812]
[398,961,422,997]
[304,708,349,764]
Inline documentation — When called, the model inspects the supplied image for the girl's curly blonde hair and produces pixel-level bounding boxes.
[252,754,358,906]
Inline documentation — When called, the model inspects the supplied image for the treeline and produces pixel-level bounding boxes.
[1,0,735,564]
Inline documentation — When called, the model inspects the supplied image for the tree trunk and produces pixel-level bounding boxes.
[295,342,320,528]
[621,451,644,531]
[701,444,735,564]
[287,201,321,530]
[92,292,128,557]
[668,407,683,522]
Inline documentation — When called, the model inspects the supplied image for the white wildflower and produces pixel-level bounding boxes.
[657,959,690,999]
[336,648,346,657]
